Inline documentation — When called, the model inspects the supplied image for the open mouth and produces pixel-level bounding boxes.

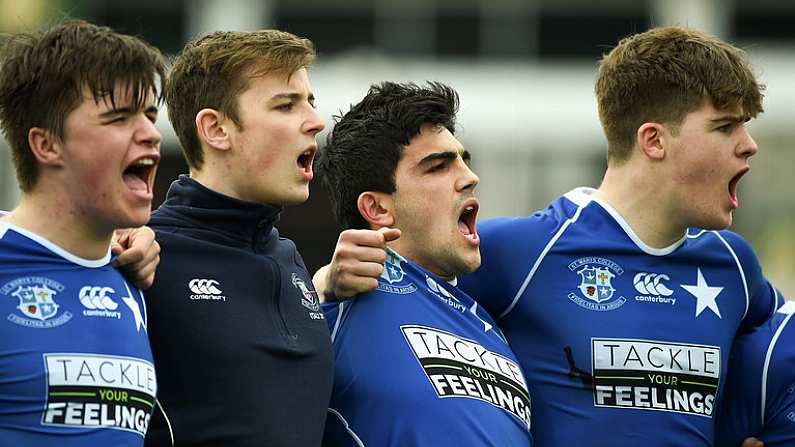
[458,200,480,242]
[728,167,749,208]
[297,147,316,173]
[123,156,158,194]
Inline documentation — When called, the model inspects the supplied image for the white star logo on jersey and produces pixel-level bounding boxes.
[468,302,493,333]
[681,268,724,319]
[122,283,145,331]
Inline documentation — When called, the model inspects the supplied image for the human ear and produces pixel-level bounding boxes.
[195,108,231,151]
[637,122,665,160]
[27,127,63,167]
[357,191,395,229]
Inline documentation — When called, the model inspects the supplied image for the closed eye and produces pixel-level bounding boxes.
[428,162,447,173]
[103,116,126,125]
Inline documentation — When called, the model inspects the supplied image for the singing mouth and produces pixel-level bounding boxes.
[123,155,159,193]
[297,147,316,172]
[458,200,479,240]
[728,166,750,208]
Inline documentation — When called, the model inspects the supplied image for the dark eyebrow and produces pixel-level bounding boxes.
[417,149,470,167]
[271,92,315,102]
[418,150,456,166]
[99,105,159,118]
[709,114,747,124]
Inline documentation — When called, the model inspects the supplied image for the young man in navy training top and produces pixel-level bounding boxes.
[0,20,165,445]
[318,81,532,446]
[315,26,782,446]
[143,30,333,447]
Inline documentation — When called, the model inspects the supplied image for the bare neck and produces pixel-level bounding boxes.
[189,168,236,200]
[595,164,687,249]
[3,191,113,261]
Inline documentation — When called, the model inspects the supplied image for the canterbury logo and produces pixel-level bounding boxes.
[189,279,223,295]
[633,273,674,296]
[79,286,119,310]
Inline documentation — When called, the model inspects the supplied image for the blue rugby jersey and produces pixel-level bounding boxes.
[323,249,532,446]
[716,300,794,447]
[458,187,780,446]
[0,223,155,446]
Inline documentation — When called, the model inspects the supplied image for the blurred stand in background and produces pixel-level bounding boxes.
[1,0,793,295]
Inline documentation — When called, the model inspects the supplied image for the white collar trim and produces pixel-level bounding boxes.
[0,223,111,268]
[564,187,686,256]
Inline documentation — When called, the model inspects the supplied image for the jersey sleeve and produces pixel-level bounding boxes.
[720,231,782,333]
[717,305,795,447]
[322,302,342,335]
[714,324,767,446]
[323,409,366,447]
[459,203,570,319]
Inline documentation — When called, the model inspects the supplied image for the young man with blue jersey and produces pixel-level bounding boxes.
[317,82,532,446]
[0,20,165,445]
[143,30,333,446]
[316,27,781,446]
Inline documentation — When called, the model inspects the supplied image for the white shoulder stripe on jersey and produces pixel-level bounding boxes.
[330,301,347,343]
[0,222,111,267]
[140,287,148,329]
[0,223,8,240]
[327,408,367,447]
[500,201,586,319]
[711,231,750,320]
[563,187,596,207]
[760,301,795,424]
[777,300,795,315]
[773,288,783,319]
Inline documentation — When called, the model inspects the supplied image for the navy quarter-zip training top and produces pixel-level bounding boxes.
[144,175,333,447]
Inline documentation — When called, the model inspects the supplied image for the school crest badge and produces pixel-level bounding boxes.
[567,257,626,312]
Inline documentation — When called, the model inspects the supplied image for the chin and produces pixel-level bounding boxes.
[121,208,152,229]
[282,192,310,205]
[698,214,732,231]
[457,253,482,275]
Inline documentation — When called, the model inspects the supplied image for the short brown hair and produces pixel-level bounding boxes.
[165,30,315,170]
[0,20,166,191]
[595,26,764,164]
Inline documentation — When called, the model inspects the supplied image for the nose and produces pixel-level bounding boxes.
[456,160,479,192]
[737,127,758,159]
[303,106,326,135]
[135,115,162,149]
